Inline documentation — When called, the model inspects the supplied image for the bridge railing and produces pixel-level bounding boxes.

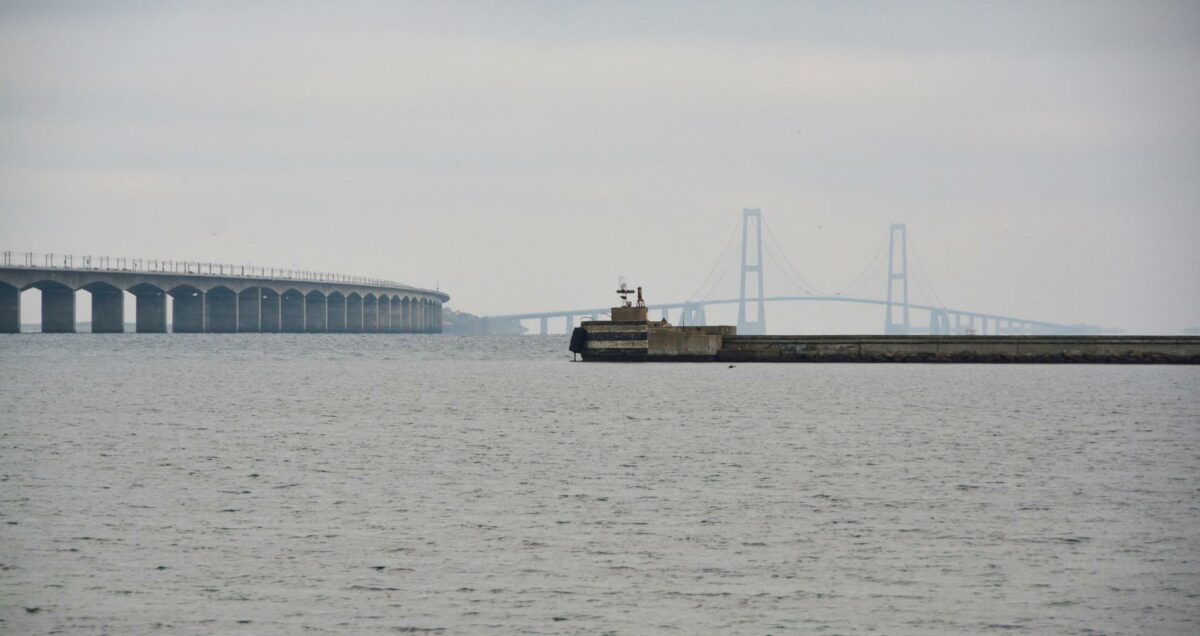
[1,250,405,289]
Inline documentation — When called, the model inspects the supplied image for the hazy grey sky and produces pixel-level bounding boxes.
[3,1,1198,332]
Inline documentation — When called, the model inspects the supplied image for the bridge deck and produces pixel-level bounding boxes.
[0,264,448,334]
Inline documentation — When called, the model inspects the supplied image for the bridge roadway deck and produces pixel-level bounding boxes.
[0,266,449,334]
[490,295,1092,336]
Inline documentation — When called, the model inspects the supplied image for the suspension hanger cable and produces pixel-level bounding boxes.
[700,238,741,301]
[832,230,889,296]
[907,233,947,310]
[762,239,816,295]
[685,219,740,302]
[760,215,829,295]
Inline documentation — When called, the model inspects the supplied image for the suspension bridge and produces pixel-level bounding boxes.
[486,209,1104,336]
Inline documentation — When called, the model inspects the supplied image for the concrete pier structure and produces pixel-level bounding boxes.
[207,287,237,333]
[0,282,19,333]
[389,296,401,333]
[131,283,166,333]
[281,290,305,333]
[363,295,377,332]
[261,289,280,332]
[305,291,327,333]
[86,283,124,333]
[40,282,76,333]
[347,293,363,333]
[0,257,447,334]
[379,296,391,333]
[328,292,346,333]
[238,288,261,332]
[171,286,204,333]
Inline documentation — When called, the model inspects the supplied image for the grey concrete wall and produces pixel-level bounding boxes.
[648,328,721,357]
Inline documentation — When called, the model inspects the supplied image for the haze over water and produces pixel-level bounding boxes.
[2,336,1198,634]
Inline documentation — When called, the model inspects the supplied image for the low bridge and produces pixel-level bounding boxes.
[0,252,448,334]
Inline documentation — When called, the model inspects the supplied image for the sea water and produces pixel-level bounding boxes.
[1,335,1198,634]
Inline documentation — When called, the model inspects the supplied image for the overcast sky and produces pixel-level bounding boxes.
[2,1,1198,333]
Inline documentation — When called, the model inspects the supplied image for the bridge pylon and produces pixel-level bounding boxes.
[680,302,707,327]
[929,308,951,335]
[738,208,767,335]
[885,223,910,335]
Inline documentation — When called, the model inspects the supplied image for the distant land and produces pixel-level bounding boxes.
[17,310,525,335]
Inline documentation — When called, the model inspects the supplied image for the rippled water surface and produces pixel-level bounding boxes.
[2,335,1198,634]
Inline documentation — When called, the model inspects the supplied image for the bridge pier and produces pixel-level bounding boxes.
[328,293,346,333]
[88,285,124,333]
[304,292,326,332]
[0,283,18,333]
[363,295,378,332]
[379,296,392,333]
[539,317,548,335]
[346,294,363,332]
[238,288,261,332]
[131,284,166,333]
[396,297,407,332]
[281,290,304,332]
[37,283,76,333]
[171,287,204,333]
[929,309,951,336]
[207,287,237,333]
[260,289,280,332]
[400,298,411,332]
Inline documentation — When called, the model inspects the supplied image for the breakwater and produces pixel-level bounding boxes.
[574,320,1200,363]
[716,335,1200,363]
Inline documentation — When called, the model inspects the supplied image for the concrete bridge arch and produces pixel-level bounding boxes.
[0,261,447,334]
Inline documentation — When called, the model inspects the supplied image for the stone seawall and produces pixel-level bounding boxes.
[716,335,1200,364]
